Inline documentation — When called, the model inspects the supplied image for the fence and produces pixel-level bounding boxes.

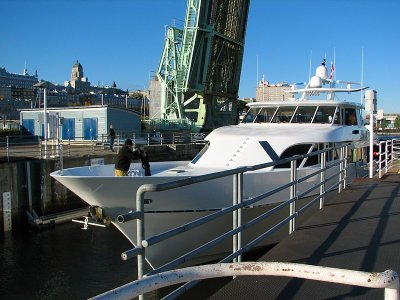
[0,132,206,161]
[377,139,400,178]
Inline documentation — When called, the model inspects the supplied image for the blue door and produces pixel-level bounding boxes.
[22,119,34,135]
[62,118,75,140]
[83,118,97,140]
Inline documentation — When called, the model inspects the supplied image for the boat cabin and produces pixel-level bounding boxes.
[242,102,362,126]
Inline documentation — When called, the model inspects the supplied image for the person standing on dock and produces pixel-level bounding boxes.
[109,124,116,151]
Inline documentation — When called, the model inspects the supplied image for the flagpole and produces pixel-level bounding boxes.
[333,48,336,81]
[308,50,312,80]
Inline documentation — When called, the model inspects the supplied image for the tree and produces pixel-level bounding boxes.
[395,116,400,129]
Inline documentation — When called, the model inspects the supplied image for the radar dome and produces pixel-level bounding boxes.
[309,75,323,88]
[315,65,328,80]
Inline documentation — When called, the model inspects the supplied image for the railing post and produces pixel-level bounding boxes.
[238,172,242,262]
[289,159,297,234]
[339,147,343,193]
[343,145,348,189]
[38,136,42,159]
[147,133,150,146]
[385,140,389,175]
[232,172,243,263]
[136,189,146,300]
[320,151,326,209]
[233,174,238,263]
[6,136,10,162]
[60,144,64,175]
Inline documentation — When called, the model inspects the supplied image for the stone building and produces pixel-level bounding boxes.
[64,60,91,93]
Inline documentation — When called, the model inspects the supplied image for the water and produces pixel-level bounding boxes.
[0,222,138,300]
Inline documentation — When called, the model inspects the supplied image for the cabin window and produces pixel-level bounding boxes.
[344,108,358,125]
[271,106,296,123]
[275,144,313,168]
[313,106,337,124]
[254,107,278,123]
[291,106,317,123]
[242,107,261,123]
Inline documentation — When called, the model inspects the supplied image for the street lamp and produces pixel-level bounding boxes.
[33,80,55,159]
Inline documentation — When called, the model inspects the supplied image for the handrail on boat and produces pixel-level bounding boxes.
[91,262,400,300]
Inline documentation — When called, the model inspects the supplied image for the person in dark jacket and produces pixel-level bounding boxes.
[114,139,141,176]
[114,139,151,176]
[109,124,116,151]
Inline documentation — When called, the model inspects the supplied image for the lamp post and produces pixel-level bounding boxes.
[34,81,55,159]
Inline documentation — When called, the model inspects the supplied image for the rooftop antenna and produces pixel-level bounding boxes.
[256,55,259,89]
[23,60,28,75]
[360,47,364,104]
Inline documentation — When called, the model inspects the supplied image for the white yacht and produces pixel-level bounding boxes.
[51,61,370,269]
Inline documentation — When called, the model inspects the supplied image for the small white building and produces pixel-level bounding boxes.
[19,105,142,141]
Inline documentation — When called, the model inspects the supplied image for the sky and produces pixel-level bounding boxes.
[1,0,399,113]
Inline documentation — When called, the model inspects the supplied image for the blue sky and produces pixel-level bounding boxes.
[1,0,399,112]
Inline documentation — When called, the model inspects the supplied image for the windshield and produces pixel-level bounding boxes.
[190,141,210,164]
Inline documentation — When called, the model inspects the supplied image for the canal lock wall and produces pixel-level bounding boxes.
[0,144,203,233]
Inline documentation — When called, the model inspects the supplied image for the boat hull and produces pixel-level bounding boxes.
[51,160,364,269]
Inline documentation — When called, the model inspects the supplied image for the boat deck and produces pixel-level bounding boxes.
[183,166,400,299]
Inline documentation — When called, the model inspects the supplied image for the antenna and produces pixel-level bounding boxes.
[256,55,259,91]
[361,47,364,104]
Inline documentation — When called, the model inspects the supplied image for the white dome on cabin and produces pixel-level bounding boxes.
[316,65,328,80]
[309,75,323,88]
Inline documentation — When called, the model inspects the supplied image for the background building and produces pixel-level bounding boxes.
[256,80,291,101]
[20,106,142,140]
[64,60,91,93]
[0,61,149,129]
[0,66,39,128]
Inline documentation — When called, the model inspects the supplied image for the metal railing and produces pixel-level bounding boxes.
[93,262,399,300]
[377,139,400,178]
[0,132,206,160]
[110,144,353,299]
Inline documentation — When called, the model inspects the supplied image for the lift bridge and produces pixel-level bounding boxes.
[151,0,250,132]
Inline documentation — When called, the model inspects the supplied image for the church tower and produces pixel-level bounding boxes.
[64,60,90,92]
[71,60,84,82]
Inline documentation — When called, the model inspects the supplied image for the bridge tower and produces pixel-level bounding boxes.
[156,0,250,132]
